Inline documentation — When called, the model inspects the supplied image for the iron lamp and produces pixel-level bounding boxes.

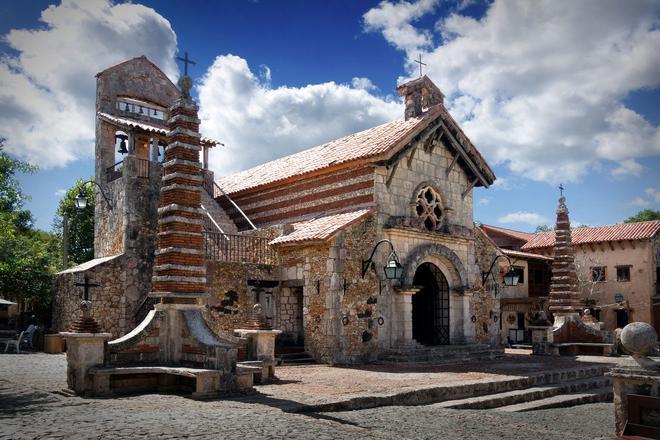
[75,180,113,210]
[362,239,403,280]
[503,267,520,287]
[74,190,87,209]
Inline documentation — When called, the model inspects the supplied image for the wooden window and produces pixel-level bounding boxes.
[616,265,631,282]
[591,266,606,282]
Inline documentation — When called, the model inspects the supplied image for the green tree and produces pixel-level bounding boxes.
[0,137,60,324]
[0,138,35,229]
[54,179,95,265]
[535,224,552,232]
[624,209,660,223]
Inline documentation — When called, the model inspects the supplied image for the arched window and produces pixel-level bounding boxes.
[415,186,443,231]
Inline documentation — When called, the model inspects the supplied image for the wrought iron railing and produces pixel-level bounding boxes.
[203,231,276,265]
[106,160,123,182]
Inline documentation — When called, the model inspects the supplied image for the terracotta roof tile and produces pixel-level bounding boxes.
[502,249,553,261]
[216,113,436,195]
[480,224,534,242]
[269,209,373,245]
[521,220,660,250]
[97,112,222,146]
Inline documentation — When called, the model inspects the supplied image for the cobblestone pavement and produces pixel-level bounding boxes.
[0,353,617,439]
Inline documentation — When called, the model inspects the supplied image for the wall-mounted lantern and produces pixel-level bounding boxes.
[75,180,113,210]
[482,254,520,291]
[361,239,404,280]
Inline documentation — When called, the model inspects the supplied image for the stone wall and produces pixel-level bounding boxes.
[52,254,148,338]
[205,261,278,334]
[274,214,380,364]
[373,127,473,230]
[470,227,503,346]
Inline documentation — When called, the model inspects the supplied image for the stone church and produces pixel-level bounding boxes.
[53,56,504,364]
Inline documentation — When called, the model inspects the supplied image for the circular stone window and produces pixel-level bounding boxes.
[415,186,443,231]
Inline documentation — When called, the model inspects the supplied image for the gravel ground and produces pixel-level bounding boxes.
[0,353,616,439]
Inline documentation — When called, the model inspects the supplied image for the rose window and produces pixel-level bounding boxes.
[415,186,443,231]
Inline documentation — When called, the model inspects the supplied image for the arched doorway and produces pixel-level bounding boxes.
[412,262,450,345]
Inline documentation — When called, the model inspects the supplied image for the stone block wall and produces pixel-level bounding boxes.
[205,261,277,334]
[52,254,148,338]
[374,130,473,230]
[275,214,380,364]
[276,287,303,345]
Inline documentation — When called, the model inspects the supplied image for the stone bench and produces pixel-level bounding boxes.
[89,366,253,399]
[237,360,274,384]
[551,342,614,356]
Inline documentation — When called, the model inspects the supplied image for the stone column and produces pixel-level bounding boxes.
[150,74,207,305]
[60,332,112,395]
[392,287,420,346]
[548,196,581,321]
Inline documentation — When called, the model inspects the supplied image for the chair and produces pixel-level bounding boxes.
[2,331,25,353]
[22,324,36,350]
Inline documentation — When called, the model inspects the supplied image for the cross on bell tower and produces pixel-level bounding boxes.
[559,183,565,197]
[176,51,196,76]
[414,54,427,77]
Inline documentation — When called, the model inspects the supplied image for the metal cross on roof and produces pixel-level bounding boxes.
[176,51,196,76]
[559,183,565,197]
[414,54,427,77]
[74,274,100,301]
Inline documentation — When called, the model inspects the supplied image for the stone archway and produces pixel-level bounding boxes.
[412,262,450,345]
[402,243,468,291]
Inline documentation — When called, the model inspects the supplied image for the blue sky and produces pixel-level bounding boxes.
[1,0,659,232]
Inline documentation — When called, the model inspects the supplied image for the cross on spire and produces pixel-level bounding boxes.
[559,183,565,197]
[74,275,100,301]
[176,51,196,76]
[414,54,427,77]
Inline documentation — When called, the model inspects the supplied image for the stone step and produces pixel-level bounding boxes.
[277,350,316,365]
[433,376,611,410]
[379,347,504,364]
[495,387,613,412]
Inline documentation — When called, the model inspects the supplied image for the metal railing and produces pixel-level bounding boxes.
[203,231,276,265]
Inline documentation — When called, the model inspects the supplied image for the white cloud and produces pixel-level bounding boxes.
[631,196,650,207]
[364,0,660,183]
[477,197,489,206]
[363,0,439,53]
[612,159,644,178]
[645,187,660,203]
[498,211,549,226]
[54,189,67,197]
[198,55,400,176]
[351,77,377,91]
[0,0,178,168]
[490,177,511,190]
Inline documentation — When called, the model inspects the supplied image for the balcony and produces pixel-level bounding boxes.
[203,231,276,265]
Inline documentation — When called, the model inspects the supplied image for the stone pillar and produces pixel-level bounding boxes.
[548,196,581,319]
[150,74,207,305]
[60,332,112,395]
[392,287,420,346]
[606,322,660,436]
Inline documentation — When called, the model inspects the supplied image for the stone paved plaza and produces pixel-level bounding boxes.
[0,352,622,439]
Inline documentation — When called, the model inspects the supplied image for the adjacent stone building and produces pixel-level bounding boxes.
[53,57,506,364]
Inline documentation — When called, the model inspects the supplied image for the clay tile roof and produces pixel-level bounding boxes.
[521,220,660,250]
[216,104,495,196]
[217,114,433,195]
[97,112,223,146]
[269,209,373,245]
[480,224,534,242]
[502,249,553,261]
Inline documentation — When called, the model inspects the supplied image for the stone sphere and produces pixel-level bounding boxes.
[620,322,658,355]
[178,75,193,94]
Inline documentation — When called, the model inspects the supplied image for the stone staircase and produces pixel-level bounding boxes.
[276,346,316,365]
[201,188,239,234]
[432,366,612,412]
[378,343,505,364]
